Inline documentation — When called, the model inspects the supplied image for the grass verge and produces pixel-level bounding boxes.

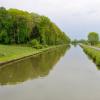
[80,44,100,66]
[0,44,68,64]
[95,44,100,48]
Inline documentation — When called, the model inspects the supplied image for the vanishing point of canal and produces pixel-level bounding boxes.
[0,45,100,100]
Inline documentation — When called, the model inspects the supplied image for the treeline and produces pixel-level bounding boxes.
[72,32,100,46]
[0,7,70,45]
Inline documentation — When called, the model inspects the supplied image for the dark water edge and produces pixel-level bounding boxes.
[0,45,70,85]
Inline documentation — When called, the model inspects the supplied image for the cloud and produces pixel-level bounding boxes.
[0,0,100,39]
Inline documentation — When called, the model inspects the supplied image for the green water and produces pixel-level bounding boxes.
[0,45,69,85]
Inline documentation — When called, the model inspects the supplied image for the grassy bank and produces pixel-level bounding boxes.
[94,44,100,48]
[0,44,68,64]
[80,44,100,66]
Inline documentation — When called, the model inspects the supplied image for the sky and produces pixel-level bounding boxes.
[0,0,100,40]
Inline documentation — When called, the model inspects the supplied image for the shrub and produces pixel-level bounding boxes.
[30,39,43,49]
[31,39,39,46]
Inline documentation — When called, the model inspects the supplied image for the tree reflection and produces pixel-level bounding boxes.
[0,45,70,85]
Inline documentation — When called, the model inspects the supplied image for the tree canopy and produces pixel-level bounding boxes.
[0,7,70,45]
[88,32,99,45]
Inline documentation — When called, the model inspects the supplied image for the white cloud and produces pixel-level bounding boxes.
[0,0,100,39]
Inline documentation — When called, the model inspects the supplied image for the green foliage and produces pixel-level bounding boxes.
[71,39,89,45]
[0,30,10,44]
[8,8,34,43]
[30,39,42,49]
[31,39,39,46]
[0,7,70,45]
[88,32,99,45]
[79,39,89,45]
[36,16,70,45]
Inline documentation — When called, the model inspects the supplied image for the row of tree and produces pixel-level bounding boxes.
[72,32,99,46]
[0,7,70,45]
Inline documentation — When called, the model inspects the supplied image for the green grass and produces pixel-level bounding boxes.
[0,44,66,63]
[80,45,100,66]
[0,45,40,62]
[95,44,100,48]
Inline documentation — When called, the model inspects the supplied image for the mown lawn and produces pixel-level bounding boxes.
[0,44,65,63]
[0,44,41,62]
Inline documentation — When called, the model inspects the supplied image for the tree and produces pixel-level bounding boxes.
[0,7,70,45]
[88,32,99,45]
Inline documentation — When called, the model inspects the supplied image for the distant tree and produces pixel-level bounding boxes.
[88,32,99,45]
[78,39,88,44]
[0,7,6,10]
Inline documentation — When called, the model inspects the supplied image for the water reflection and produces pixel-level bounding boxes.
[0,45,70,85]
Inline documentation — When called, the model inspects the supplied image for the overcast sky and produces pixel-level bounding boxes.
[0,0,100,39]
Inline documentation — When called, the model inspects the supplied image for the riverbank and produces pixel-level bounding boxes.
[80,44,100,66]
[94,44,100,48]
[0,44,69,65]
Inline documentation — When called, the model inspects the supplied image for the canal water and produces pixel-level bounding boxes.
[0,45,100,100]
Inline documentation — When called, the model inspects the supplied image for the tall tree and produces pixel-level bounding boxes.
[0,7,70,45]
[88,32,99,45]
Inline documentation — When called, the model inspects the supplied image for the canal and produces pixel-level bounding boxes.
[0,45,100,100]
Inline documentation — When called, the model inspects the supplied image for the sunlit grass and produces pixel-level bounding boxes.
[0,44,65,63]
[0,44,40,62]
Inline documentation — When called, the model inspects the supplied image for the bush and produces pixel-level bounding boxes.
[30,39,43,49]
[31,39,39,46]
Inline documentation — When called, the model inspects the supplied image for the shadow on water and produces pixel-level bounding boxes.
[81,48,100,70]
[0,45,70,85]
